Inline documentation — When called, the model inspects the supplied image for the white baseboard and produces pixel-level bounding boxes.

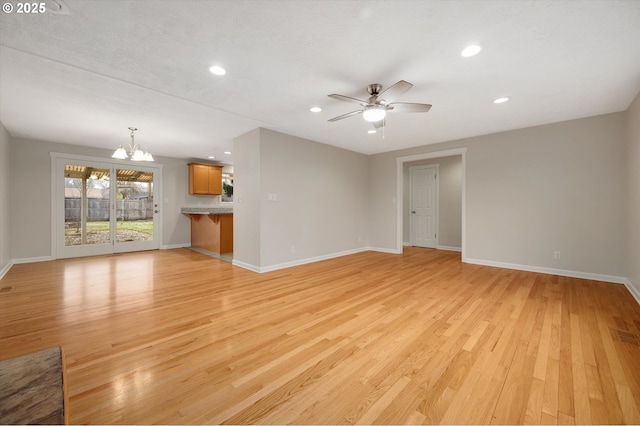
[1,256,54,279]
[12,256,54,265]
[231,259,262,273]
[161,243,191,250]
[464,257,626,285]
[623,277,640,305]
[368,246,402,254]
[233,247,374,274]
[0,260,13,280]
[437,245,462,252]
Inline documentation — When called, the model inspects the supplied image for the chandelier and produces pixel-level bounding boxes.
[112,127,154,161]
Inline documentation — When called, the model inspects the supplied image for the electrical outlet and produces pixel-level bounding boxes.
[554,251,561,260]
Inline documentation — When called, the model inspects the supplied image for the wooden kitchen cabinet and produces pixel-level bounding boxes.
[188,163,222,195]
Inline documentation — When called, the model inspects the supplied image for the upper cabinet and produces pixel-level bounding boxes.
[188,163,222,195]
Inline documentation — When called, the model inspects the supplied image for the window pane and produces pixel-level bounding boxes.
[116,169,154,243]
[64,165,111,246]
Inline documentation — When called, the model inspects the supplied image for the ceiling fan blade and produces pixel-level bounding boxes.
[387,102,432,113]
[328,94,369,106]
[377,80,413,104]
[328,110,363,122]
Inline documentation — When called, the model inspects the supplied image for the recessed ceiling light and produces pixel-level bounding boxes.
[224,151,232,155]
[493,97,510,104]
[310,106,322,113]
[368,130,377,134]
[208,156,215,159]
[461,44,482,57]
[209,65,226,76]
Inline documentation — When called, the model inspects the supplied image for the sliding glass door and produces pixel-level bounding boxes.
[53,156,161,259]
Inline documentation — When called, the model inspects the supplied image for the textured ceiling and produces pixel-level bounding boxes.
[1,0,639,164]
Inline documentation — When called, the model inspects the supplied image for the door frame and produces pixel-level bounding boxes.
[396,147,467,260]
[50,152,163,260]
[409,164,439,248]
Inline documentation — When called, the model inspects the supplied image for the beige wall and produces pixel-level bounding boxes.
[403,156,462,249]
[0,122,11,276]
[2,103,637,289]
[8,136,194,260]
[626,92,640,300]
[234,128,369,271]
[233,128,262,268]
[371,112,627,280]
[10,137,52,259]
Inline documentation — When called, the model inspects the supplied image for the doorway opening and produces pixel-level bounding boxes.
[395,147,467,261]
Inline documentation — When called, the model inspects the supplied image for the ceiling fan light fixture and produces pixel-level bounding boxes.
[363,105,386,122]
[327,80,430,126]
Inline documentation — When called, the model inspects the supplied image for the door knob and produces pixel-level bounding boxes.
[154,210,159,213]
[411,211,416,214]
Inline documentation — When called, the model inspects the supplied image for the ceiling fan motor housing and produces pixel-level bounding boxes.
[367,83,383,96]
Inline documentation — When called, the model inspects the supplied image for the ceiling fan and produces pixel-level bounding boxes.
[327,80,432,128]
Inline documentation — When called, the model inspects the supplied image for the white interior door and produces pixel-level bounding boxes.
[53,156,161,259]
[410,165,438,248]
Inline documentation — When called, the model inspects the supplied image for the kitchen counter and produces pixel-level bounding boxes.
[181,207,233,215]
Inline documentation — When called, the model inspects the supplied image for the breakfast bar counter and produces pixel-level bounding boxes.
[182,208,233,254]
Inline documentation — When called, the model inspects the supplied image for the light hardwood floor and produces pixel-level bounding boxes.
[1,248,639,424]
